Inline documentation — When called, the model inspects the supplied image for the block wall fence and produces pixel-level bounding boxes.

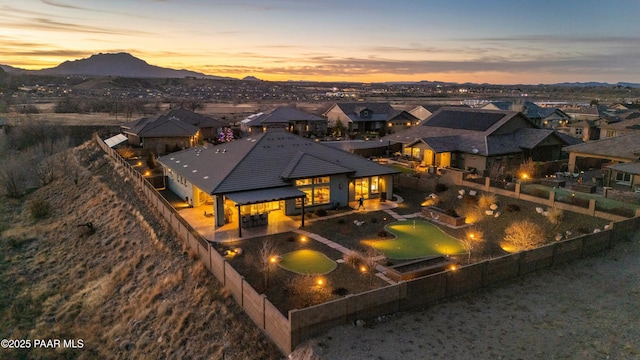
[96,135,639,355]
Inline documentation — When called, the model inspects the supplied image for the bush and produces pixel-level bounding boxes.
[117,146,135,159]
[146,153,157,169]
[315,209,328,217]
[504,220,546,251]
[337,218,346,225]
[506,204,521,212]
[445,208,459,217]
[377,230,388,237]
[547,207,563,225]
[29,198,51,219]
[332,287,349,296]
[435,183,448,192]
[344,253,363,267]
[478,193,497,209]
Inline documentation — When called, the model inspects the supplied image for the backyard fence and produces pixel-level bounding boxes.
[442,169,640,221]
[95,135,293,354]
[96,135,639,355]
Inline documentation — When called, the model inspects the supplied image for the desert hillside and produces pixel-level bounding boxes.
[0,139,281,359]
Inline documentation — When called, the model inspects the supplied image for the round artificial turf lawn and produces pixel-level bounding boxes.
[371,220,465,260]
[278,250,337,275]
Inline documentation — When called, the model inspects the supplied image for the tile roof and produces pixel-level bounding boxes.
[158,132,399,195]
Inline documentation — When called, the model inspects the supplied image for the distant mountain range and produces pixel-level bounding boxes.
[0,52,235,80]
[1,52,638,87]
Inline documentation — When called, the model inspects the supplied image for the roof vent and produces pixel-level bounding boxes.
[192,169,197,173]
[203,176,209,179]
[222,149,227,153]
[215,149,220,153]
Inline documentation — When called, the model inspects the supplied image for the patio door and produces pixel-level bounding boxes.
[355,178,369,199]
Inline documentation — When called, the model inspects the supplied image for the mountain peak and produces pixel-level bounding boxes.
[33,52,233,80]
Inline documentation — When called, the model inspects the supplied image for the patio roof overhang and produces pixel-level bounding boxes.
[606,162,640,175]
[224,187,306,205]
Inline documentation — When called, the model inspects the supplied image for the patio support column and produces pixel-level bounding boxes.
[301,197,305,227]
[237,203,242,238]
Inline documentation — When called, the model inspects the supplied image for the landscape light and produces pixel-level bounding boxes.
[316,278,324,286]
[270,256,277,263]
[360,265,367,273]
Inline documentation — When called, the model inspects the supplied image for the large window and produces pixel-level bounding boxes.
[295,177,331,207]
[615,172,632,184]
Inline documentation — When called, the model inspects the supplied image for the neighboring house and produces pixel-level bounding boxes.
[382,107,573,177]
[157,128,399,232]
[558,120,599,142]
[407,104,469,122]
[160,107,229,141]
[559,104,602,121]
[481,101,570,128]
[239,106,327,137]
[598,115,640,139]
[562,132,640,190]
[323,102,420,134]
[122,115,200,155]
[122,108,229,154]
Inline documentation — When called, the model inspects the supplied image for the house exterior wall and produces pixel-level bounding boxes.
[324,106,351,128]
[460,153,488,173]
[165,167,194,205]
[144,136,193,155]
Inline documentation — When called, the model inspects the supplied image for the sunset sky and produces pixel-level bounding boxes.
[1,0,639,84]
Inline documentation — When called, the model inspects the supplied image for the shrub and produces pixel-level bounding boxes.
[503,220,546,251]
[445,208,459,217]
[315,209,328,217]
[506,204,520,212]
[332,287,349,296]
[344,253,363,268]
[547,207,563,225]
[337,218,346,225]
[29,198,51,219]
[117,146,135,159]
[435,183,448,192]
[477,193,497,209]
[377,230,388,237]
[146,153,157,169]
[457,204,483,224]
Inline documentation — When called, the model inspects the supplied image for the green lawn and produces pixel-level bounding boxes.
[370,220,466,260]
[278,249,337,275]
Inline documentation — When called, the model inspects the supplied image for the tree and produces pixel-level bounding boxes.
[332,119,346,138]
[503,220,546,251]
[258,239,278,290]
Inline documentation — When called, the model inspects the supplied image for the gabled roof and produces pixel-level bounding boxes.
[163,107,228,128]
[562,132,640,160]
[241,106,324,127]
[385,107,571,156]
[325,102,396,122]
[483,101,569,120]
[158,132,399,195]
[136,116,199,137]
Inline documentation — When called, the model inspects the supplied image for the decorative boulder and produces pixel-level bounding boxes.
[457,195,463,199]
[542,211,549,217]
[469,190,477,197]
[489,204,498,211]
[555,234,563,241]
[593,228,601,233]
[458,189,466,196]
[493,211,501,218]
[536,207,544,214]
[485,210,494,216]
[604,224,611,230]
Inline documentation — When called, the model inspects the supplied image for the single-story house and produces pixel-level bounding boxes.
[122,115,200,155]
[240,106,327,137]
[323,102,420,134]
[562,132,640,190]
[382,107,574,177]
[157,128,399,234]
[481,101,570,128]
